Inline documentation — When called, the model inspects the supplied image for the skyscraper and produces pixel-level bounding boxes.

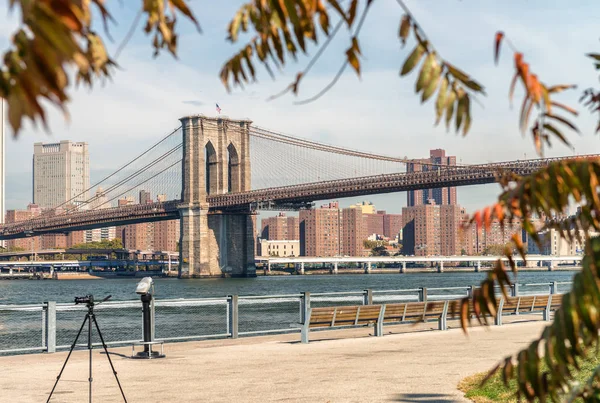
[33,141,90,208]
[407,149,457,206]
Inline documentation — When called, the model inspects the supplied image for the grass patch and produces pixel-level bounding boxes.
[458,353,600,402]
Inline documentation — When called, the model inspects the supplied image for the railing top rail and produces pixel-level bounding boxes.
[311,291,366,297]
[426,287,470,291]
[237,293,302,300]
[374,288,421,293]
[0,303,45,310]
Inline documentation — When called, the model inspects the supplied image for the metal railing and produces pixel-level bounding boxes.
[0,281,571,355]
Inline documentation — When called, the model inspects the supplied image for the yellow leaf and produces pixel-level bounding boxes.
[435,76,448,124]
[421,60,441,102]
[400,43,426,76]
[398,15,411,46]
[416,52,436,93]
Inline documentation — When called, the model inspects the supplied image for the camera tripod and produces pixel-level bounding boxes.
[46,295,128,403]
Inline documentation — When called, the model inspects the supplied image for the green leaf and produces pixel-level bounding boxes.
[400,43,426,76]
[444,62,485,94]
[543,123,570,147]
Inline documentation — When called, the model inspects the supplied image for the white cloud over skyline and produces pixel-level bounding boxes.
[0,0,599,216]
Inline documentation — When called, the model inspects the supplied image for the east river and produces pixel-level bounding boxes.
[0,270,577,305]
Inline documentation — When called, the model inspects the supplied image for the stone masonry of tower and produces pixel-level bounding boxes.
[178,115,256,278]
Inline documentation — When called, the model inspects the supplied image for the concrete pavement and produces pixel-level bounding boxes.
[0,318,547,402]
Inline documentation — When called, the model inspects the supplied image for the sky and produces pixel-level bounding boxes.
[0,0,599,218]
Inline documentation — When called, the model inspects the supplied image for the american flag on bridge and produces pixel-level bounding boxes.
[216,103,221,114]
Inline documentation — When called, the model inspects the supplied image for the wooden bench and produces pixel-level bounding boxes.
[495,295,554,325]
[300,301,449,343]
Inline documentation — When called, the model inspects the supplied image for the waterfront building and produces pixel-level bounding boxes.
[5,203,41,251]
[528,228,597,256]
[154,219,180,251]
[382,211,403,239]
[300,202,340,256]
[33,140,90,208]
[258,239,300,257]
[402,200,462,256]
[261,212,299,241]
[341,206,366,257]
[407,149,457,207]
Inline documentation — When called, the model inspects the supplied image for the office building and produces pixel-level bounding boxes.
[33,140,89,208]
[407,149,457,207]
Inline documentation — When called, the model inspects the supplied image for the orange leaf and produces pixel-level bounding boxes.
[494,203,505,223]
[473,210,482,229]
[494,31,504,65]
[483,206,492,230]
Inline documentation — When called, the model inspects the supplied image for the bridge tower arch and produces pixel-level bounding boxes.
[178,115,256,278]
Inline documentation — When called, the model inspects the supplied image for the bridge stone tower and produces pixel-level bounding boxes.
[178,115,256,278]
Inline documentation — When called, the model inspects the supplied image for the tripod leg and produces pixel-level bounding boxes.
[46,315,89,403]
[88,312,93,403]
[92,315,128,403]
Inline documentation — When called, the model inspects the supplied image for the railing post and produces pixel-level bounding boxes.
[227,295,238,339]
[418,287,427,302]
[45,301,56,353]
[300,292,311,324]
[550,281,558,295]
[467,285,475,298]
[510,283,519,297]
[363,289,373,305]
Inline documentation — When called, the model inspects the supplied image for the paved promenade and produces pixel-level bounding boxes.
[0,319,546,402]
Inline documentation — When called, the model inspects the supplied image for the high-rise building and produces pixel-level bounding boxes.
[33,141,90,208]
[402,200,462,256]
[382,212,403,239]
[139,190,152,205]
[154,219,180,251]
[260,213,299,241]
[341,206,365,256]
[299,202,340,256]
[407,149,457,207]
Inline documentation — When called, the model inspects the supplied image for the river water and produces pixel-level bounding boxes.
[0,270,577,305]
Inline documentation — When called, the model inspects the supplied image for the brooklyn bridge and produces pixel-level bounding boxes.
[0,115,596,278]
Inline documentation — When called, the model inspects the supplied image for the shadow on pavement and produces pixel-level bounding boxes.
[392,393,461,402]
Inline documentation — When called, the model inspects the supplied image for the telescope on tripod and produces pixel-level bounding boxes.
[132,277,165,359]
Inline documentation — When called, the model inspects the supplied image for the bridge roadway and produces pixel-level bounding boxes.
[0,154,598,240]
[258,255,583,273]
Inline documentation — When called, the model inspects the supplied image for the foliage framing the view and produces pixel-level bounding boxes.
[2,1,600,401]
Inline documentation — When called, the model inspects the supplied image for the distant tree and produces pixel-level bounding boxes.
[482,244,508,256]
[69,239,123,250]
[370,245,389,257]
[363,239,385,249]
[460,248,467,256]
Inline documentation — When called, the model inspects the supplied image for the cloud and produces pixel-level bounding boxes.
[182,100,205,106]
